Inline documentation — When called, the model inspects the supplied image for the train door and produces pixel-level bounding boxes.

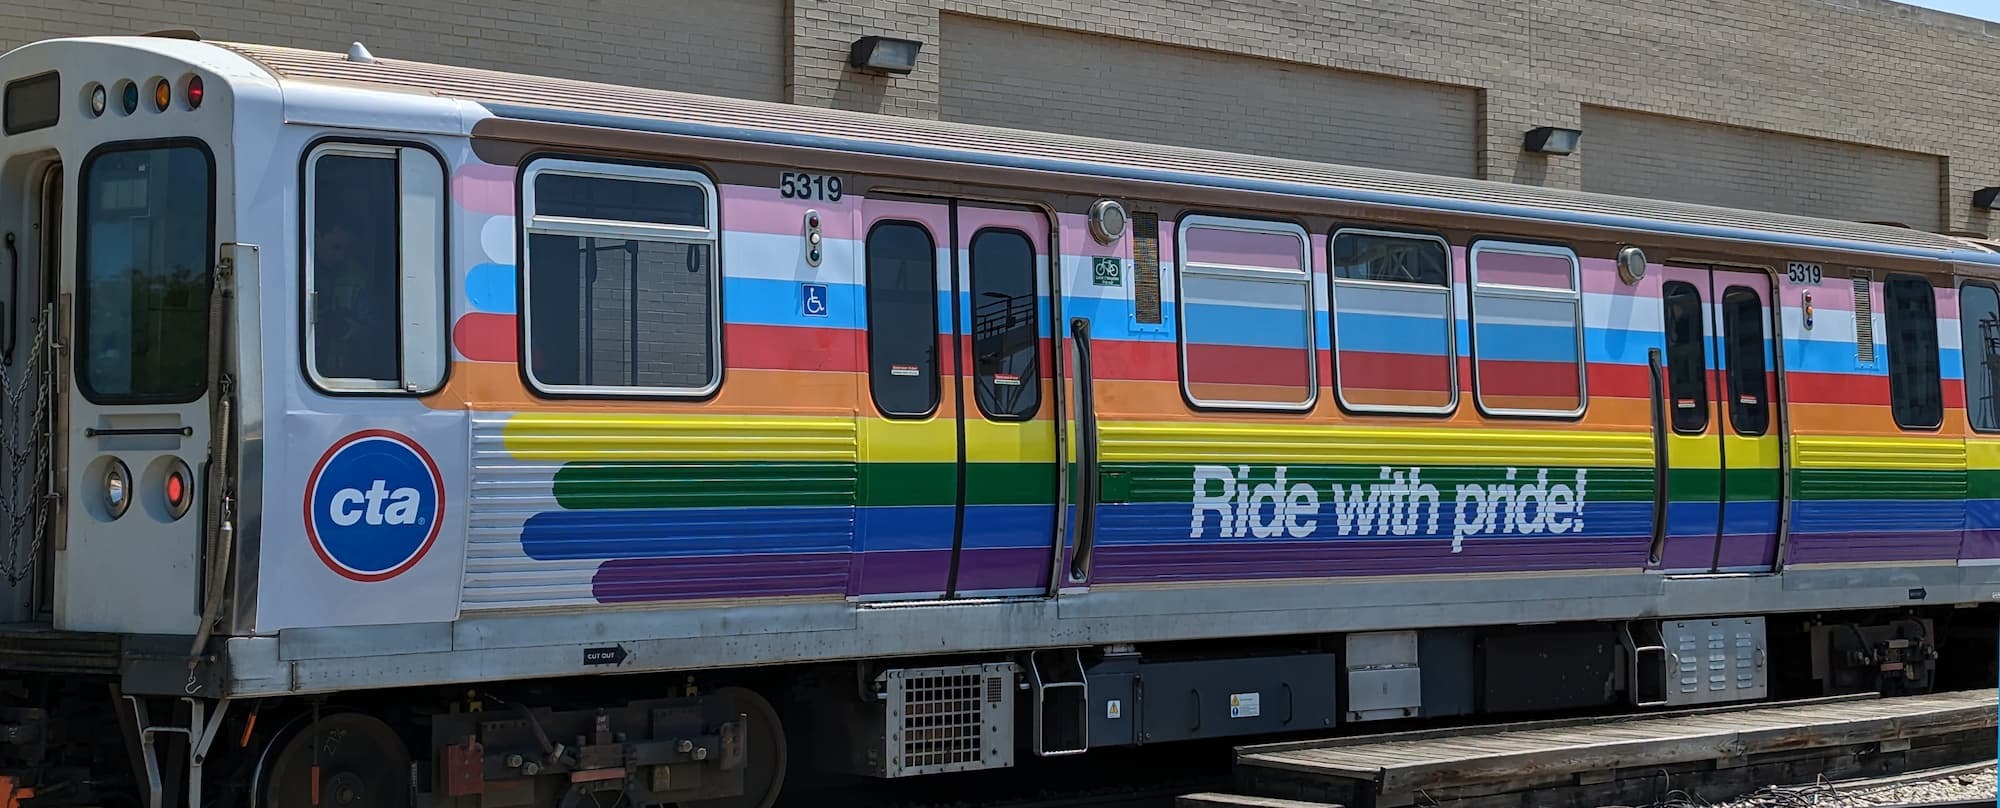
[1657,265,1780,573]
[53,143,217,633]
[858,196,1059,599]
[0,159,60,623]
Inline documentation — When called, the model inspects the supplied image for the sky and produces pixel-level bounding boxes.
[1902,0,2000,21]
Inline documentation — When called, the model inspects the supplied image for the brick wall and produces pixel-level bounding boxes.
[1581,105,1945,229]
[12,0,2000,233]
[937,13,1480,177]
[6,0,787,102]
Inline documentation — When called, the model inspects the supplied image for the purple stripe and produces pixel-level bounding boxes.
[1960,528,2000,560]
[1785,531,1963,564]
[593,553,850,603]
[1654,534,1779,572]
[1090,537,1652,584]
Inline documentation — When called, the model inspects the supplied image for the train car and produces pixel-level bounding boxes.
[0,31,1993,808]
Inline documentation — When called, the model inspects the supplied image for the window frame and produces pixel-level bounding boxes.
[967,226,1042,422]
[1718,284,1770,437]
[1466,238,1588,420]
[75,137,217,406]
[863,218,943,419]
[1882,271,1943,432]
[1326,226,1458,416]
[300,138,451,396]
[1174,213,1317,413]
[1958,277,2000,434]
[518,156,722,399]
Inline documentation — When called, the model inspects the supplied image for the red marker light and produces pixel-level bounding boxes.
[185,75,203,109]
[166,472,185,507]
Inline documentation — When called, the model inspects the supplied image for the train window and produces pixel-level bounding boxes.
[866,221,940,418]
[1468,241,1585,417]
[1960,280,2000,433]
[1884,273,1942,430]
[77,142,213,405]
[303,142,448,395]
[1720,286,1769,436]
[1329,229,1454,414]
[1662,281,1707,434]
[521,159,720,397]
[969,228,1040,421]
[1176,216,1315,411]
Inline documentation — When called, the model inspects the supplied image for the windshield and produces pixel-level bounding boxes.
[77,143,213,404]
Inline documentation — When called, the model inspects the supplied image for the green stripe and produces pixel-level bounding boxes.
[1793,468,1967,501]
[551,461,1057,510]
[863,462,1056,506]
[1669,468,1781,502]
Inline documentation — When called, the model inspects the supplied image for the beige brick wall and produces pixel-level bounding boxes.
[12,0,2000,234]
[937,13,1480,177]
[0,0,787,102]
[1581,105,1945,229]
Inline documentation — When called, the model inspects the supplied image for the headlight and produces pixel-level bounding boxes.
[103,459,131,519]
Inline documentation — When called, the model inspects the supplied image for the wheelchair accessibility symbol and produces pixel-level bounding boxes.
[801,283,829,318]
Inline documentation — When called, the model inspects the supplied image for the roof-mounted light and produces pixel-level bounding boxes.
[152,77,170,112]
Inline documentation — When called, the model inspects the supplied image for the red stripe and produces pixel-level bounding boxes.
[1335,351,1451,393]
[453,313,517,362]
[1471,358,1582,399]
[1185,344,1313,387]
[728,324,862,372]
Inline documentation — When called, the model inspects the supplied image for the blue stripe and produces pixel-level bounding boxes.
[486,104,2000,269]
[523,504,1054,559]
[1791,499,1967,535]
[467,263,517,314]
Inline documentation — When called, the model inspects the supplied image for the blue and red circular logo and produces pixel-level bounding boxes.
[304,430,444,582]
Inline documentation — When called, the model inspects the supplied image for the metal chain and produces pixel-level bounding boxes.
[0,312,51,586]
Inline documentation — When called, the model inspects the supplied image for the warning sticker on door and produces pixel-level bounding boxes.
[1229,692,1261,719]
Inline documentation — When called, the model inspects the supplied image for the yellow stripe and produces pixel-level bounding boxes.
[1967,438,2000,471]
[860,417,1058,463]
[1722,433,1779,470]
[501,411,1061,463]
[1792,434,1967,471]
[1099,421,1651,466]
[1666,433,1720,468]
[500,412,860,462]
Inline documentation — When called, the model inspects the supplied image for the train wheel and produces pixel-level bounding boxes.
[256,712,411,808]
[680,686,786,808]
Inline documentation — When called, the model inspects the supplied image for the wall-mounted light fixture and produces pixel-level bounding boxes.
[849,35,922,74]
[1974,186,2000,210]
[1523,126,1581,155]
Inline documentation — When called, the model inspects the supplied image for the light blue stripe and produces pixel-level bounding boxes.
[466,263,517,314]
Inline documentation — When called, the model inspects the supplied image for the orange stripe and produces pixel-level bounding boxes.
[425,362,1063,418]
[1787,403,1968,436]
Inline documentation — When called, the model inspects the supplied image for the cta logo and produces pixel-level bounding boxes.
[304,430,444,582]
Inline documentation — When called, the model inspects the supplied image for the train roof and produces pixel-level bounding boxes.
[78,36,2000,267]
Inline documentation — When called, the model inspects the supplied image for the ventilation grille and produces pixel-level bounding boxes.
[1132,211,1163,325]
[880,663,1017,777]
[1853,274,1876,364]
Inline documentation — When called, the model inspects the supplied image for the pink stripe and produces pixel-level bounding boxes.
[453,162,516,216]
[721,184,860,240]
[1773,278,1959,320]
[1183,225,1303,270]
[864,197,952,238]
[1472,249,1574,291]
[1058,211,1134,263]
[956,205,1049,251]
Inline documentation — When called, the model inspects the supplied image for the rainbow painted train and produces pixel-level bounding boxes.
[0,32,1993,808]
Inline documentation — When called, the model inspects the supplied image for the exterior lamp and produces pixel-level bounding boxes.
[1974,187,2000,210]
[1524,126,1582,155]
[849,36,922,74]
